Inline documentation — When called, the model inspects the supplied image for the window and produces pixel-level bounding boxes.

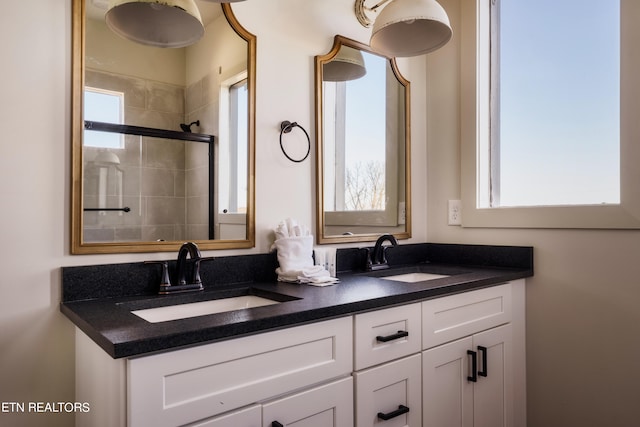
[229,79,248,213]
[323,53,388,212]
[83,87,125,149]
[218,73,248,214]
[487,0,619,207]
[322,51,406,229]
[461,0,640,228]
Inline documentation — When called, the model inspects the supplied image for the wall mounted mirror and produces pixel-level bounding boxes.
[315,35,411,244]
[71,0,256,254]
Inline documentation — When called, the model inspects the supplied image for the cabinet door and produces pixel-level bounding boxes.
[187,404,261,427]
[473,324,513,427]
[422,337,474,427]
[262,377,353,427]
[422,325,514,427]
[354,354,421,427]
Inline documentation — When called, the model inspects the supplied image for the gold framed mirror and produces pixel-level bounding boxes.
[315,35,411,244]
[71,0,256,254]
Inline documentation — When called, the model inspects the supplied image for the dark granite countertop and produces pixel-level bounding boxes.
[60,243,533,359]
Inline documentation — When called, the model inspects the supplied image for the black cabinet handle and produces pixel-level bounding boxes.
[478,346,488,377]
[377,405,410,421]
[467,350,477,382]
[376,330,409,343]
[272,422,284,427]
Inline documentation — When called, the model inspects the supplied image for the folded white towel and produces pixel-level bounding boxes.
[273,218,310,241]
[275,266,339,286]
[273,235,314,273]
[272,219,336,285]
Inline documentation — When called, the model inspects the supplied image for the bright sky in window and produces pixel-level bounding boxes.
[84,88,124,149]
[497,0,620,206]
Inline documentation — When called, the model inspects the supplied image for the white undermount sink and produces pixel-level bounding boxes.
[380,272,449,283]
[131,295,281,323]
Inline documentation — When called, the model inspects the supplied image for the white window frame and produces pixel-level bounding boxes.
[461,0,640,228]
[83,87,125,149]
[219,71,248,214]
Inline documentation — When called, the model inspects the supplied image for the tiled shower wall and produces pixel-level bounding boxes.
[184,71,218,240]
[83,69,189,242]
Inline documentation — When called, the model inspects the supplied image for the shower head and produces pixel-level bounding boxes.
[180,120,200,133]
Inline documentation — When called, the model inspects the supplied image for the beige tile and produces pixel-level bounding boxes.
[142,168,181,197]
[125,107,183,131]
[185,224,209,240]
[185,141,210,169]
[146,81,184,115]
[186,195,209,224]
[185,79,203,115]
[142,225,176,242]
[201,72,219,107]
[83,227,116,243]
[186,165,209,198]
[143,137,185,169]
[144,197,186,225]
[114,227,143,242]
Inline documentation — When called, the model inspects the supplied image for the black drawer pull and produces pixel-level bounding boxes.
[377,404,410,421]
[478,346,488,377]
[376,330,409,343]
[272,422,284,427]
[467,350,477,382]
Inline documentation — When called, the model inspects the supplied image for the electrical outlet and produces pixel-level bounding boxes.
[448,200,462,225]
[398,202,406,225]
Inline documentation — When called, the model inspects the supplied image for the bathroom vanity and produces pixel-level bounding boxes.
[62,243,533,426]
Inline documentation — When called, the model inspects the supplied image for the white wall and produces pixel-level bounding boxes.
[0,1,426,426]
[428,1,640,426]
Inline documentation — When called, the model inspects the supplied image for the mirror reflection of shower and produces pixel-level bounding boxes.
[180,120,200,133]
[86,150,125,216]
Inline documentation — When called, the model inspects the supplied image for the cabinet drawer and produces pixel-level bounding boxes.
[354,354,422,427]
[128,317,353,427]
[354,303,421,370]
[188,404,261,427]
[263,377,354,427]
[422,283,512,349]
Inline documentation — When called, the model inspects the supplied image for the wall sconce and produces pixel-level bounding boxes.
[323,45,367,82]
[105,0,205,48]
[355,0,452,57]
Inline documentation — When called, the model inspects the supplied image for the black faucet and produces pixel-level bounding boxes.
[146,242,205,295]
[366,234,398,271]
[176,242,203,288]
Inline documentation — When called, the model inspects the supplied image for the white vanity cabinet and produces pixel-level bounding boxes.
[76,317,353,427]
[353,303,423,426]
[421,280,526,427]
[75,280,526,427]
[351,280,525,427]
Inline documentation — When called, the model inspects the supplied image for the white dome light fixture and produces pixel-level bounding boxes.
[105,0,205,48]
[355,0,452,57]
[323,45,367,82]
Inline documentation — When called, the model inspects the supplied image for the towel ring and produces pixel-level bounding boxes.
[279,121,311,163]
